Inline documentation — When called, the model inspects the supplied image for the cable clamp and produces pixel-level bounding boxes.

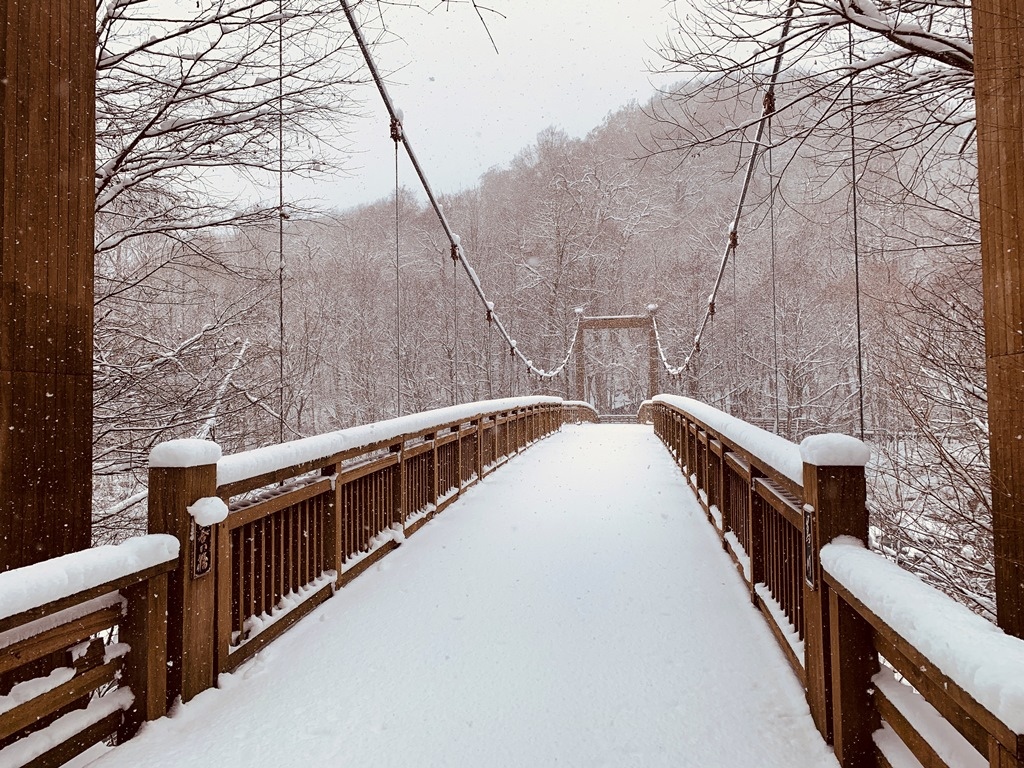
[390,116,403,142]
[450,243,459,261]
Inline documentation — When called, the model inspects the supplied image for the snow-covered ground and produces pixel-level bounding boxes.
[77,425,837,768]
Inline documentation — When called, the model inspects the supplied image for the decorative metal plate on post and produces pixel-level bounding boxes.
[804,503,816,589]
[192,520,212,578]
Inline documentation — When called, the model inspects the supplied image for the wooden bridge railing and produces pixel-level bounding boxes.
[0,397,566,766]
[648,394,1024,768]
[561,401,600,424]
[146,396,564,705]
[0,537,177,767]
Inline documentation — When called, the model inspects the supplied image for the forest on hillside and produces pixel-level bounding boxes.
[92,0,990,617]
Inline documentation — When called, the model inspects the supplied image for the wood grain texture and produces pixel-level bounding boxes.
[0,658,120,741]
[0,605,121,677]
[825,569,1019,756]
[828,588,880,767]
[0,0,95,570]
[119,572,168,741]
[148,462,218,706]
[24,710,121,768]
[973,0,1024,639]
[873,684,953,768]
[803,463,869,746]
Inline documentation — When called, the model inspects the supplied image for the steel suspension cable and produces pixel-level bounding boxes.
[340,0,580,380]
[452,253,459,405]
[849,27,866,439]
[393,132,402,416]
[277,0,285,444]
[653,0,798,378]
[768,114,782,434]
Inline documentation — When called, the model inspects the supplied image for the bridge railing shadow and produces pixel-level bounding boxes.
[648,394,1024,768]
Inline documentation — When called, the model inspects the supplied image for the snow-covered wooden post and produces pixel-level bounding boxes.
[800,434,873,762]
[148,439,224,705]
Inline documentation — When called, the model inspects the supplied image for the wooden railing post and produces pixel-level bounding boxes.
[748,465,765,598]
[684,419,693,478]
[453,425,463,498]
[721,455,734,539]
[800,434,873,763]
[118,570,169,741]
[473,419,483,481]
[492,414,499,466]
[323,462,343,574]
[148,439,221,706]
[428,432,439,509]
[394,442,407,526]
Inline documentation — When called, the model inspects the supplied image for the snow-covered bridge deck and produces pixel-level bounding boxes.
[79,425,836,768]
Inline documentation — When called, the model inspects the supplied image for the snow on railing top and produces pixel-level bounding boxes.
[562,401,598,414]
[0,535,179,622]
[149,438,223,468]
[822,538,1024,733]
[799,434,870,467]
[215,396,562,487]
[652,394,803,486]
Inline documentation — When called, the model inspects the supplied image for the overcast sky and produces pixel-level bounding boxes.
[295,1,683,210]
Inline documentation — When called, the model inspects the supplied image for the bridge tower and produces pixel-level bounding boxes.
[974,0,1024,637]
[574,311,659,407]
[0,1,96,569]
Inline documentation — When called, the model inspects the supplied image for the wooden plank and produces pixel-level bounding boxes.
[803,461,869,746]
[874,683,954,768]
[0,605,120,677]
[829,587,880,767]
[656,401,803,499]
[754,477,804,530]
[226,477,333,531]
[404,441,434,460]
[221,581,333,674]
[215,403,545,499]
[216,437,401,499]
[215,523,235,677]
[873,632,987,756]
[825,570,1018,754]
[435,431,458,448]
[25,710,121,768]
[0,658,120,741]
[119,572,168,740]
[579,314,650,330]
[0,559,175,635]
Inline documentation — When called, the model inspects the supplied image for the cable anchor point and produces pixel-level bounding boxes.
[390,115,403,142]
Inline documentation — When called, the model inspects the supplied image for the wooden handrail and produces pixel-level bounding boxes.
[0,538,177,766]
[145,398,568,713]
[648,397,1024,768]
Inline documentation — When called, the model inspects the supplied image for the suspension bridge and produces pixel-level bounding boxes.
[2,1,1024,768]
